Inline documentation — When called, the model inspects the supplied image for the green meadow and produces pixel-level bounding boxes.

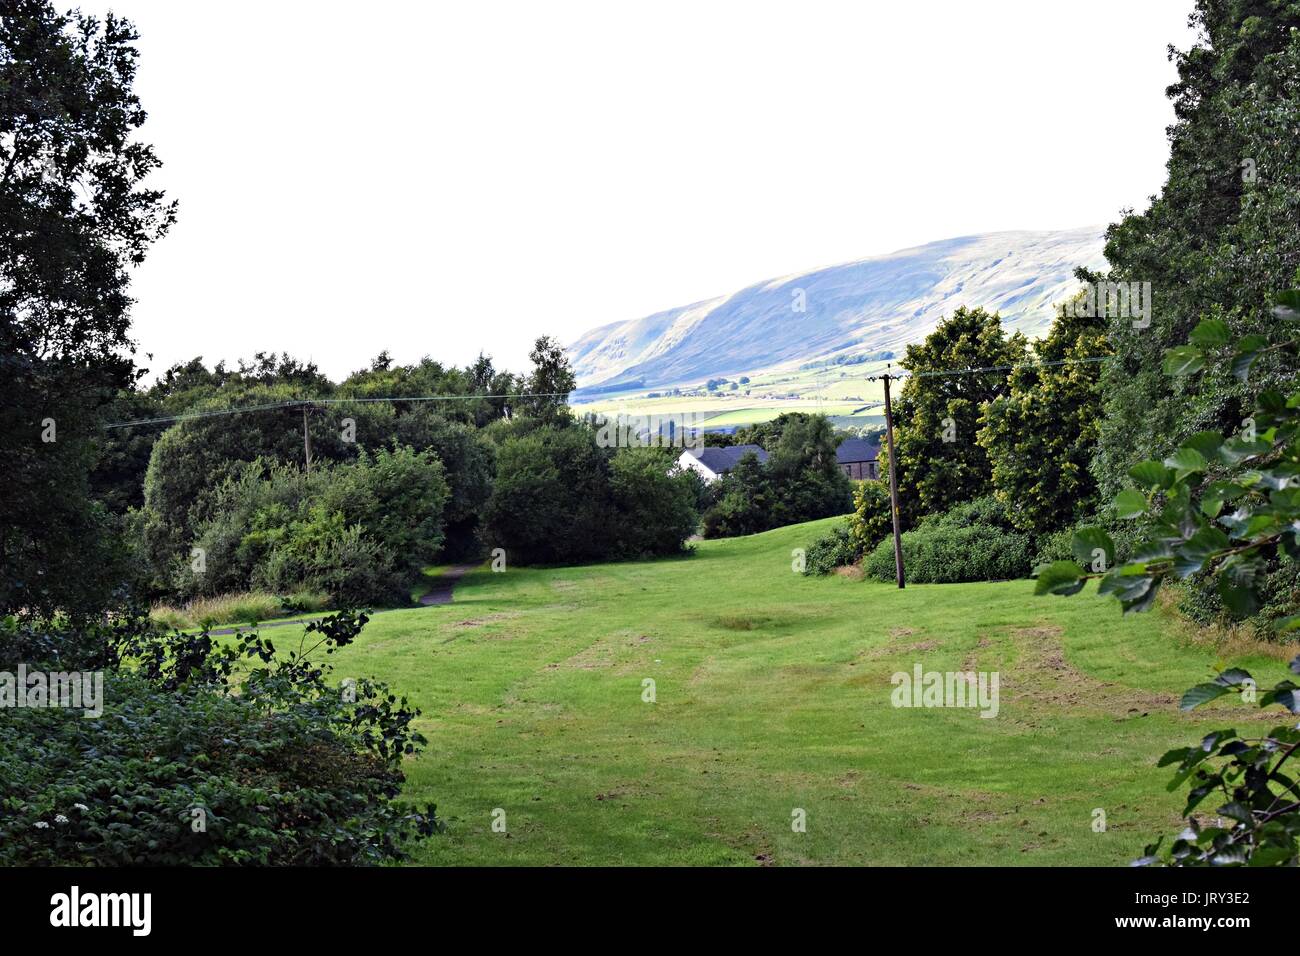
[317,517,1284,866]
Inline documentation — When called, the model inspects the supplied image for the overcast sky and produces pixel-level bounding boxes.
[93,0,1198,381]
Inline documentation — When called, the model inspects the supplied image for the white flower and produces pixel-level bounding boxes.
[33,821,50,829]
[55,814,69,825]
[73,803,89,812]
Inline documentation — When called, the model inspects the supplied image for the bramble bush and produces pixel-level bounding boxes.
[0,610,442,865]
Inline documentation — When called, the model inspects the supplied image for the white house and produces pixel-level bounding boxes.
[676,444,769,483]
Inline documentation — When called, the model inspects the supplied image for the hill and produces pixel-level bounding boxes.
[568,227,1107,391]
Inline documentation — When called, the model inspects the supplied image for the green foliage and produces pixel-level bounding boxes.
[0,3,175,621]
[865,496,1033,584]
[0,611,442,865]
[183,447,448,605]
[891,306,1026,526]
[801,522,862,575]
[1134,654,1300,867]
[701,415,852,538]
[483,425,698,564]
[1040,278,1300,627]
[518,335,576,426]
[847,478,892,556]
[483,425,614,564]
[700,452,772,538]
[978,300,1110,533]
[1093,1,1300,505]
[608,447,701,558]
[1042,275,1300,864]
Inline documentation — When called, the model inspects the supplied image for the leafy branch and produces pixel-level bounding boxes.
[1036,279,1300,865]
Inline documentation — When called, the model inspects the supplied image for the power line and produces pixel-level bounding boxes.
[102,392,573,430]
[103,354,1115,430]
[864,354,1111,383]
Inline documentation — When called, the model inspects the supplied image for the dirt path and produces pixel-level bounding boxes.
[418,563,479,606]
[206,562,480,635]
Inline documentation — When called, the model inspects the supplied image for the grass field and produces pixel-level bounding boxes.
[317,517,1286,866]
[572,360,892,431]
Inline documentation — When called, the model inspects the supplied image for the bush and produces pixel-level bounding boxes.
[0,611,442,866]
[482,425,616,564]
[179,446,448,605]
[1030,527,1074,570]
[700,452,772,538]
[608,448,700,558]
[848,479,892,555]
[802,522,861,575]
[863,496,1034,583]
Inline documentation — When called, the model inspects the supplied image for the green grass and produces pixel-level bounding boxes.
[317,517,1284,866]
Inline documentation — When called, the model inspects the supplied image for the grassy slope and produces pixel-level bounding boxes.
[323,517,1282,866]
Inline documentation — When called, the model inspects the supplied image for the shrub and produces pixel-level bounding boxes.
[179,446,447,605]
[1031,527,1074,569]
[700,452,772,538]
[0,611,442,866]
[848,479,892,555]
[802,522,862,575]
[483,425,616,564]
[865,524,1034,583]
[701,414,853,539]
[863,497,1034,583]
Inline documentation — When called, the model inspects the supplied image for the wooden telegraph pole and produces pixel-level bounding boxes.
[300,403,313,476]
[881,369,905,588]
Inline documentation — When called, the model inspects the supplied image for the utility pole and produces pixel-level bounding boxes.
[881,369,905,588]
[301,403,312,473]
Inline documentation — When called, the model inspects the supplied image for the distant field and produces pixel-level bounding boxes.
[571,360,891,430]
[316,517,1280,866]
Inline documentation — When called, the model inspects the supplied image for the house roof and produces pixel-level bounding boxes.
[836,437,880,464]
[684,444,769,474]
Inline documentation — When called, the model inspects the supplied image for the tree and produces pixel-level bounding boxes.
[701,413,852,538]
[1093,2,1300,504]
[520,335,576,425]
[608,448,700,558]
[977,298,1110,534]
[0,3,175,619]
[890,306,1026,526]
[482,425,613,564]
[700,451,771,539]
[1088,4,1300,623]
[1038,279,1300,865]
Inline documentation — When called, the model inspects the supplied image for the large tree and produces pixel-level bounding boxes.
[519,335,576,426]
[890,306,1025,525]
[977,299,1110,534]
[0,2,175,618]
[1093,0,1300,501]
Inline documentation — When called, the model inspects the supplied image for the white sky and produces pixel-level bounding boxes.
[92,0,1198,381]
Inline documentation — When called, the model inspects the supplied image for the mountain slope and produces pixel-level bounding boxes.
[568,227,1107,389]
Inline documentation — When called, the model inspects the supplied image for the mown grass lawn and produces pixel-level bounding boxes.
[320,517,1287,865]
